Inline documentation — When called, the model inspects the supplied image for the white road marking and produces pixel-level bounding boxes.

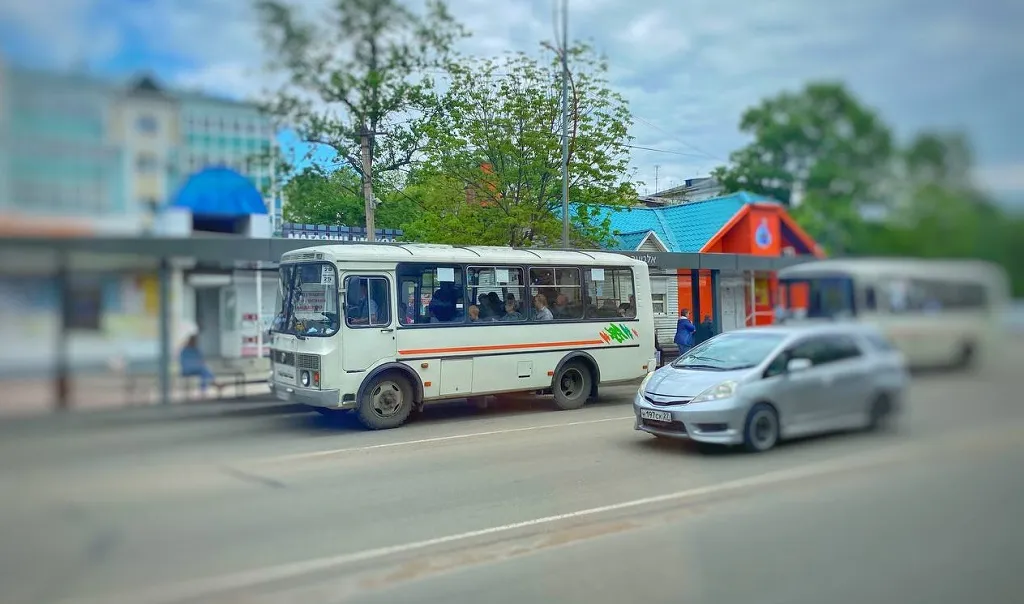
[259,415,636,463]
[64,442,930,604]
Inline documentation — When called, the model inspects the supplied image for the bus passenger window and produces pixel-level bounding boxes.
[468,266,525,322]
[584,268,636,319]
[396,264,466,325]
[529,267,583,320]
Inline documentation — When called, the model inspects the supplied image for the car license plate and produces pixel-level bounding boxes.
[640,409,672,423]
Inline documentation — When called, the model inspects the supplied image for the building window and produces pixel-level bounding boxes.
[652,293,666,315]
[136,115,158,134]
[136,152,159,173]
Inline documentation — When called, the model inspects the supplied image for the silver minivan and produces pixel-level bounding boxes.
[634,323,910,453]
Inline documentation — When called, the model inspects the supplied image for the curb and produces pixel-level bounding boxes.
[0,399,310,434]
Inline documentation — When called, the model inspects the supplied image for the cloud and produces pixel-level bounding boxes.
[2,0,1022,205]
[974,162,1024,194]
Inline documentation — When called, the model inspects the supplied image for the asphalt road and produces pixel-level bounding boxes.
[0,346,1021,604]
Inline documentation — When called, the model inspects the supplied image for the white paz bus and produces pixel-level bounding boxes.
[776,258,1011,370]
[268,244,657,429]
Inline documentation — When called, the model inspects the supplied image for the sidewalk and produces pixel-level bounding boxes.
[0,372,276,418]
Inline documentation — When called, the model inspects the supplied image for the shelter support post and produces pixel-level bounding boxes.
[158,257,172,405]
[690,269,701,330]
[710,269,722,337]
[54,253,70,411]
[255,263,263,358]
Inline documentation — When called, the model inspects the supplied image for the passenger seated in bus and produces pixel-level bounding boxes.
[478,292,501,320]
[533,293,554,321]
[505,292,520,312]
[501,299,524,321]
[552,293,571,318]
[429,283,457,322]
[598,299,619,317]
[348,280,378,325]
[468,305,480,322]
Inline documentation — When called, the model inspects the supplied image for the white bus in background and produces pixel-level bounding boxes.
[776,258,1011,370]
[268,244,656,429]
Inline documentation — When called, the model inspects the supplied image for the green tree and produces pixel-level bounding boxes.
[255,0,467,206]
[398,169,490,244]
[712,82,895,253]
[414,42,637,247]
[857,132,1024,294]
[281,166,364,226]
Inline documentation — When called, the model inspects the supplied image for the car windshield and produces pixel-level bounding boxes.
[672,332,786,371]
[271,262,340,338]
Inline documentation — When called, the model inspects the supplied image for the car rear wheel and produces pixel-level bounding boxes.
[743,403,780,453]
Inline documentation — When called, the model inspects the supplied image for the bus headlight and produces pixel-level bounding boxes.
[300,370,311,388]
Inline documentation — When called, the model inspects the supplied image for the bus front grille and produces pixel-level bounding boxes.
[297,353,320,371]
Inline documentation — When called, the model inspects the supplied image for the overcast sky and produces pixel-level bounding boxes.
[2,0,1021,206]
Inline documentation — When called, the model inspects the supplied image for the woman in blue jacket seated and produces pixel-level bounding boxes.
[179,334,215,396]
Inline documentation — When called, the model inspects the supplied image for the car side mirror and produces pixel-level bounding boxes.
[786,358,812,373]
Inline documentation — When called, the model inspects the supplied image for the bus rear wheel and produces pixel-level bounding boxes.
[356,372,414,430]
[552,361,592,411]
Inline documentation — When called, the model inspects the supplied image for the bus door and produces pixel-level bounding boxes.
[341,274,397,372]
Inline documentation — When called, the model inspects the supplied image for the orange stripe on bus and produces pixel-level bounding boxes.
[398,339,606,356]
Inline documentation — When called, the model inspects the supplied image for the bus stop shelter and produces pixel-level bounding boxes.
[0,236,814,411]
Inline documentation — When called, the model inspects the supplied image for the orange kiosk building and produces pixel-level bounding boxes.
[600,192,825,343]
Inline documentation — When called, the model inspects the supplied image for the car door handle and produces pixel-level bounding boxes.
[380,328,394,333]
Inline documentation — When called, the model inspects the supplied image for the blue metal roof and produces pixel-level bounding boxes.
[170,167,268,217]
[610,230,651,251]
[599,191,771,252]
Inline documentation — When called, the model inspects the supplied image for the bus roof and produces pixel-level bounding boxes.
[281,243,647,268]
[778,257,1007,283]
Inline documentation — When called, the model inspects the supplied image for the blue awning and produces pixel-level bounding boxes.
[170,167,268,217]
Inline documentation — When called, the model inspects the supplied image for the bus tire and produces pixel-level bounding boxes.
[356,372,414,430]
[552,361,592,411]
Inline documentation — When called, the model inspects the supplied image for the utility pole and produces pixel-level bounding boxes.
[359,125,376,243]
[655,165,660,194]
[559,0,570,249]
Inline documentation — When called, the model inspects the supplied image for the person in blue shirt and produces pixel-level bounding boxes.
[674,308,696,355]
[179,334,215,396]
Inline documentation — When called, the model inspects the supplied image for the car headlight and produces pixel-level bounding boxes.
[691,380,738,403]
[638,371,654,394]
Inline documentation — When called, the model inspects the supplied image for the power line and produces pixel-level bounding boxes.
[633,115,724,162]
[626,144,711,158]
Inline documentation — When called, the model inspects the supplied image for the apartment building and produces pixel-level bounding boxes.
[0,65,277,235]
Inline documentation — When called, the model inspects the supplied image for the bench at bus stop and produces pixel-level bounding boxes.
[125,357,271,401]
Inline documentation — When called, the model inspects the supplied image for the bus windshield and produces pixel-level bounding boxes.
[778,276,856,320]
[272,262,340,338]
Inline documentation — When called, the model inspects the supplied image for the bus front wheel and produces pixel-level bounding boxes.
[356,372,414,430]
[552,361,592,411]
